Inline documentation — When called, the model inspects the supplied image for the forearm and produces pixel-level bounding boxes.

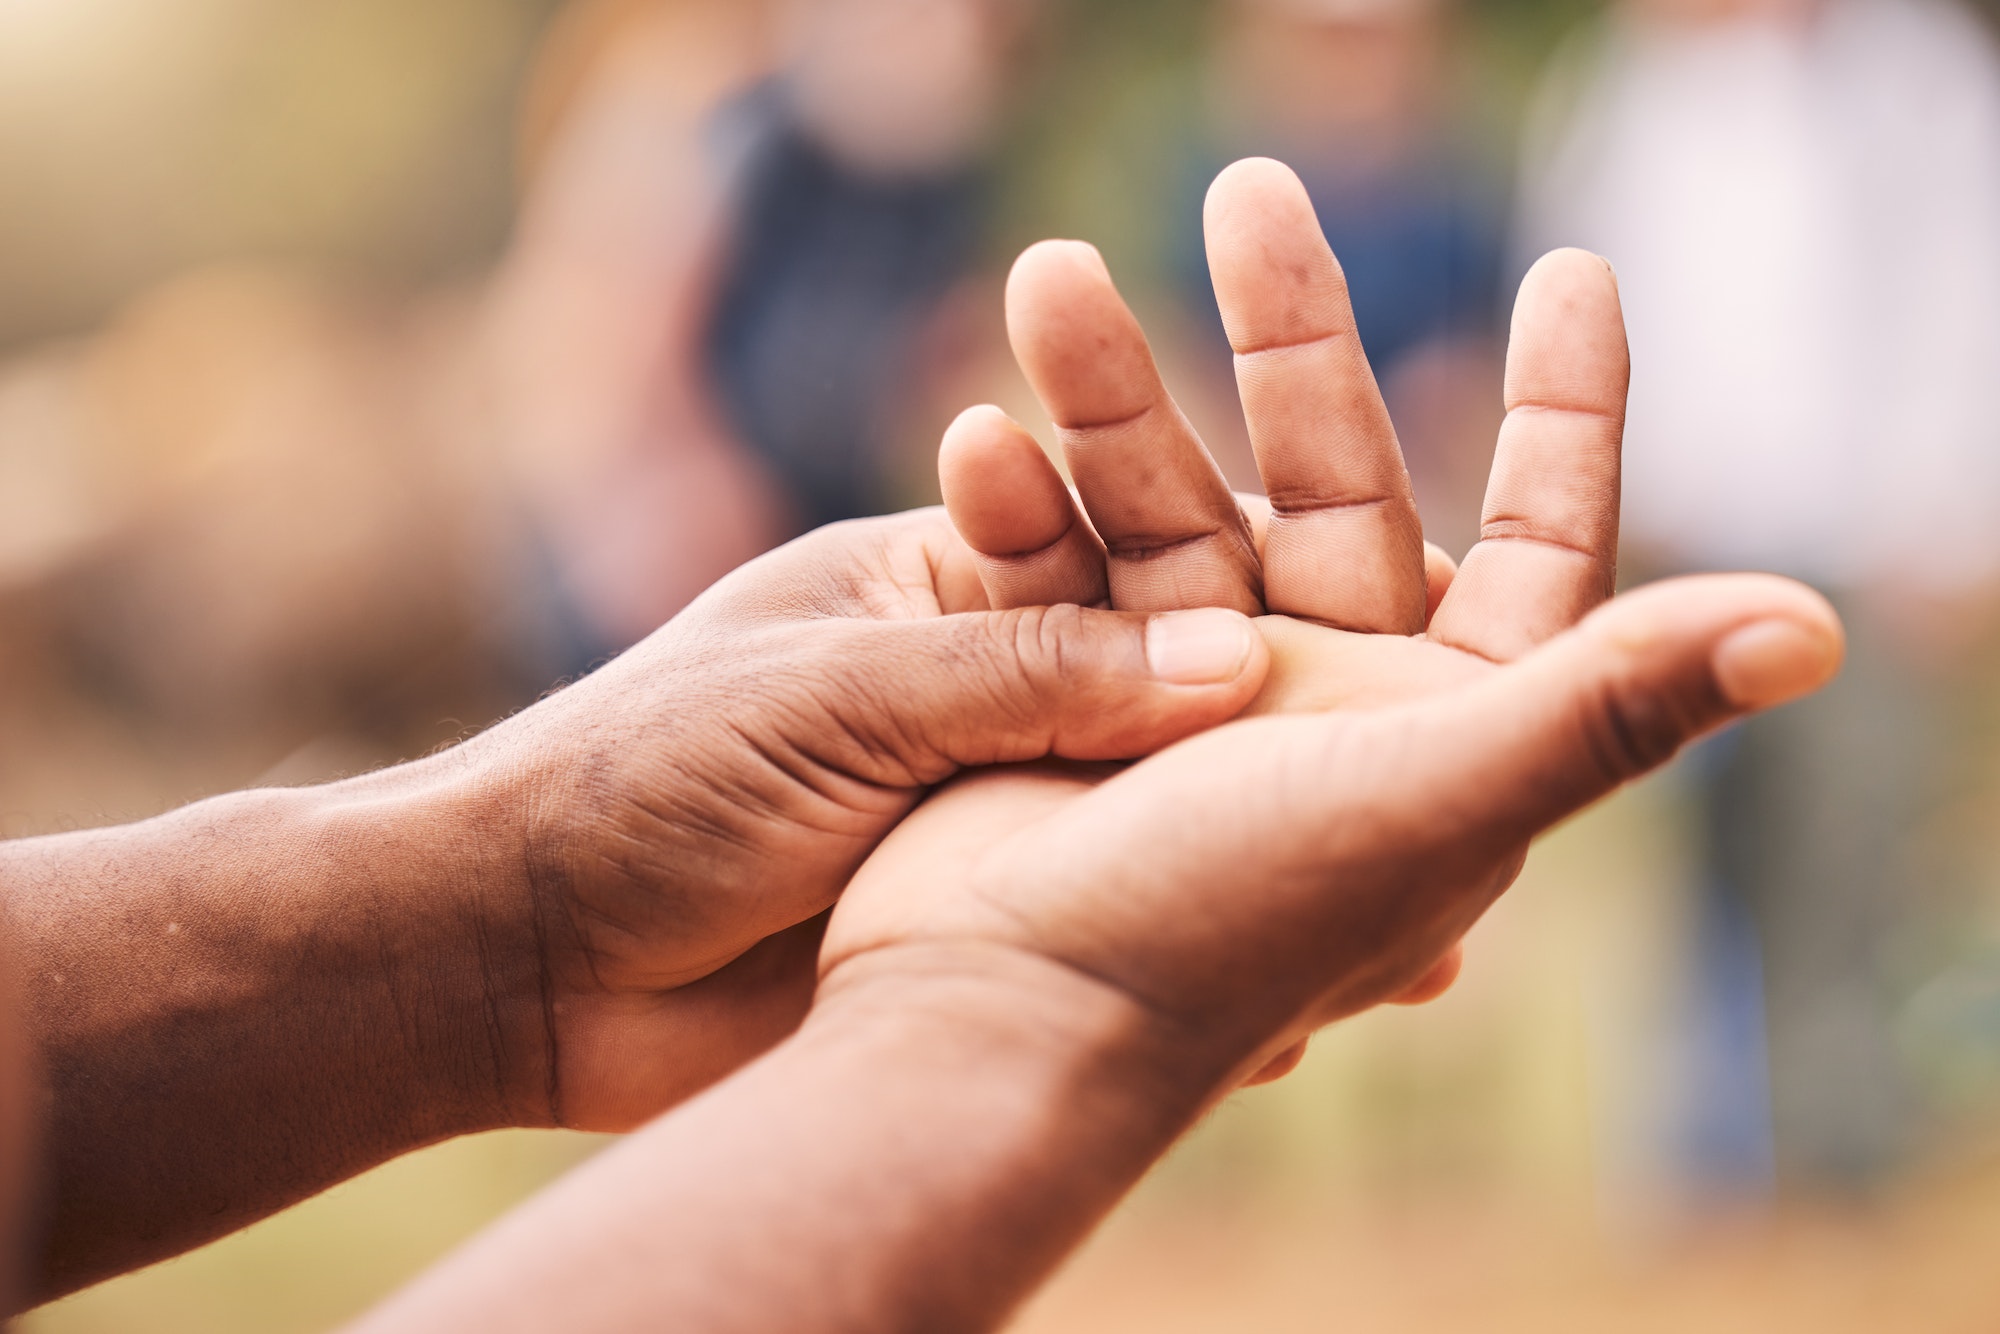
[350,944,1234,1334]
[1,755,548,1301]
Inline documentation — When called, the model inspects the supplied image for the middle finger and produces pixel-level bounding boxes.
[1204,158,1428,634]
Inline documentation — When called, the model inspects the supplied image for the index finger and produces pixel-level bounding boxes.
[1205,159,1428,634]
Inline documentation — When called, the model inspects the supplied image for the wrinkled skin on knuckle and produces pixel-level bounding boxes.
[1573,668,1706,790]
[779,615,1044,782]
[1017,602,1085,681]
[936,607,1067,764]
[826,510,967,619]
[792,629,938,779]
[519,621,905,954]
[1003,604,1107,749]
[833,606,1101,773]
[526,512,1034,858]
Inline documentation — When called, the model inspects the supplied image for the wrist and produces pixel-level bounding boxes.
[811,941,1243,1131]
[349,944,1262,1333]
[297,754,556,1130]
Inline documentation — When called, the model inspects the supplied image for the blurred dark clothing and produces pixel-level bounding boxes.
[704,82,992,530]
[1179,149,1505,379]
[1702,603,1933,1190]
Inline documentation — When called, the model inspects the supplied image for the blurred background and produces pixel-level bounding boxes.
[6,0,2000,1328]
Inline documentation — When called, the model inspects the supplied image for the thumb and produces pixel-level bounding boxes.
[1415,573,1842,840]
[830,604,1271,770]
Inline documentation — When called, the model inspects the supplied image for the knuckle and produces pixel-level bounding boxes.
[1012,602,1091,686]
[971,604,1102,727]
[804,627,936,773]
[988,607,1063,711]
[920,612,1041,723]
[1575,674,1693,786]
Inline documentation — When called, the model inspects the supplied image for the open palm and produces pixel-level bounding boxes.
[817,160,1838,1083]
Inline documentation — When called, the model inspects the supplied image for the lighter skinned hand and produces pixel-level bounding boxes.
[816,159,1844,1085]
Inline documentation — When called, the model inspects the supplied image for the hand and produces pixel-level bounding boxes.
[935,157,1619,1031]
[0,406,1273,1293]
[335,162,1843,1334]
[937,159,1635,1026]
[817,158,1845,1086]
[452,509,1270,1130]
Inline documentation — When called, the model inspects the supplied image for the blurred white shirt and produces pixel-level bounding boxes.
[1516,0,2000,593]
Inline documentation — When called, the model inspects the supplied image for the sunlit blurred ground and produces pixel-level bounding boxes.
[20,1133,609,1334]
[1015,1155,2000,1333]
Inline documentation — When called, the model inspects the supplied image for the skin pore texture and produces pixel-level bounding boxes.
[0,158,1841,1333]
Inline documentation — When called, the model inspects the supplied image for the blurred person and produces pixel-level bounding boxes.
[487,0,1048,660]
[1168,0,1509,551]
[0,0,575,819]
[0,269,527,810]
[0,0,1045,818]
[0,164,1844,1325]
[1517,0,2000,1196]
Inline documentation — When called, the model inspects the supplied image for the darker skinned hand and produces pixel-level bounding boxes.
[450,508,1267,1129]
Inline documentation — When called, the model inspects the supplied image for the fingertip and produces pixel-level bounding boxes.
[1429,574,1845,842]
[938,404,1018,469]
[1204,156,1313,228]
[1512,249,1624,336]
[1005,241,1156,429]
[1591,573,1840,642]
[939,406,1076,559]
[1710,589,1845,710]
[1241,1037,1310,1087]
[1388,945,1464,1006]
[939,405,1110,610]
[1507,248,1629,411]
[1522,246,1618,291]
[1769,577,1843,642]
[1005,239,1114,320]
[1202,157,1349,355]
[1576,573,1844,713]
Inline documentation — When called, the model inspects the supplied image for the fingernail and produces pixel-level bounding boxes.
[1711,618,1841,709]
[1146,609,1254,685]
